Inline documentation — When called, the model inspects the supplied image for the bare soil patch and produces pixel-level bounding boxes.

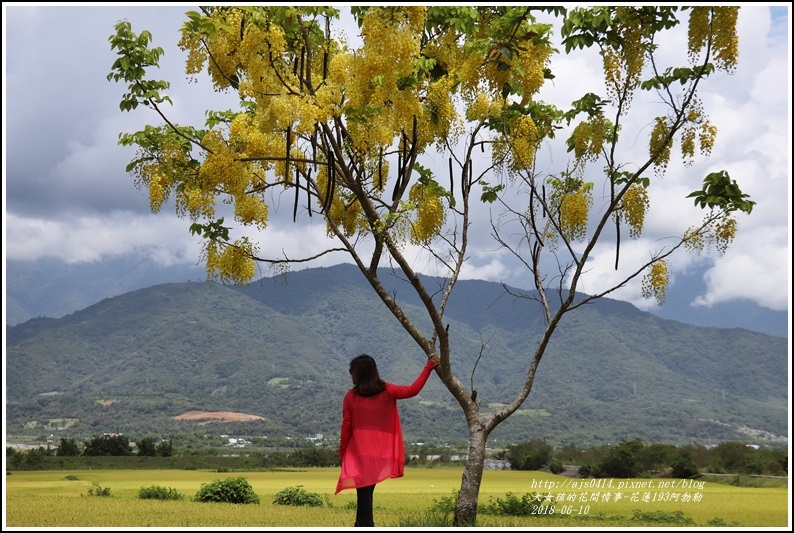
[172,411,265,423]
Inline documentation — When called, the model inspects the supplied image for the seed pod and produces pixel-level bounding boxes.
[448,157,454,197]
[293,168,300,222]
[285,125,292,181]
[378,147,383,190]
[299,47,305,89]
[393,142,403,202]
[468,160,473,196]
[306,168,313,217]
[324,151,335,213]
[461,160,468,200]
[312,129,318,170]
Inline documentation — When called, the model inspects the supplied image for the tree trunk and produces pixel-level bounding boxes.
[454,426,487,526]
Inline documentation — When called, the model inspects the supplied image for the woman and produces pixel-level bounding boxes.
[335,353,441,527]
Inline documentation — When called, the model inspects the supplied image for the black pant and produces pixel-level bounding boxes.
[354,484,375,527]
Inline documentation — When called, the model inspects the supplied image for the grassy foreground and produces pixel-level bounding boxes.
[4,467,789,528]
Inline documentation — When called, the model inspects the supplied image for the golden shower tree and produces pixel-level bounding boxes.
[108,6,752,525]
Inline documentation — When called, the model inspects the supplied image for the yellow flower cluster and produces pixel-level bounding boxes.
[713,216,737,256]
[465,92,498,122]
[641,259,669,305]
[179,31,206,84]
[239,125,276,169]
[515,41,553,100]
[178,186,215,219]
[482,61,511,99]
[698,121,717,158]
[200,131,247,192]
[507,115,541,172]
[234,194,269,229]
[341,8,433,156]
[329,196,365,238]
[204,238,258,285]
[425,30,466,87]
[315,163,366,238]
[262,94,300,135]
[180,8,247,92]
[423,76,464,149]
[571,114,608,164]
[601,48,621,99]
[408,182,445,245]
[402,6,428,31]
[687,7,710,60]
[618,184,649,239]
[207,10,244,90]
[238,22,288,96]
[680,127,696,166]
[601,7,645,109]
[133,137,195,216]
[315,50,347,116]
[199,126,276,230]
[558,187,592,242]
[148,172,166,213]
[711,8,739,73]
[683,226,706,255]
[683,216,736,257]
[679,97,717,166]
[355,8,423,97]
[649,118,672,177]
[688,7,739,73]
[456,50,488,99]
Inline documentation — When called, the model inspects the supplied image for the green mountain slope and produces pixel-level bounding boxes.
[5,265,788,447]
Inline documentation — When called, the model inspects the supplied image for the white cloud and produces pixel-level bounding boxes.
[3,5,789,315]
[5,211,203,265]
[695,239,789,310]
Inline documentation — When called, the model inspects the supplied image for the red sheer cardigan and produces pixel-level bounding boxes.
[335,361,436,494]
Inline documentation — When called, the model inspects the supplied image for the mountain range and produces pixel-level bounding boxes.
[4,256,789,338]
[4,263,788,448]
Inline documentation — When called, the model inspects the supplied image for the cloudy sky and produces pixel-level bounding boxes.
[3,4,790,314]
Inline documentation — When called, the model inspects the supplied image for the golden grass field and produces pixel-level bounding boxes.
[4,467,790,528]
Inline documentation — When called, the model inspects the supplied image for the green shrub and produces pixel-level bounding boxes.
[194,476,260,504]
[506,439,553,471]
[480,492,551,516]
[429,490,458,514]
[272,485,324,507]
[671,455,700,479]
[597,439,643,478]
[138,485,184,501]
[706,517,740,527]
[548,461,564,474]
[85,485,112,497]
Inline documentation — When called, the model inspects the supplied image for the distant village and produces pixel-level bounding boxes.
[220,434,511,469]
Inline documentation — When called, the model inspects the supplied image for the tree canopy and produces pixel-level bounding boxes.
[108,6,752,525]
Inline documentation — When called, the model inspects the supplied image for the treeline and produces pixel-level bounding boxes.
[502,438,788,478]
[7,434,787,479]
[6,435,338,471]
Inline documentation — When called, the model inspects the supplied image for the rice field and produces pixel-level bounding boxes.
[4,467,789,528]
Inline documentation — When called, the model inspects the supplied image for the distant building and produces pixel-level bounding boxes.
[484,459,511,470]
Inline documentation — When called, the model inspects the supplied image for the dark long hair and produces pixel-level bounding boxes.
[349,354,386,397]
